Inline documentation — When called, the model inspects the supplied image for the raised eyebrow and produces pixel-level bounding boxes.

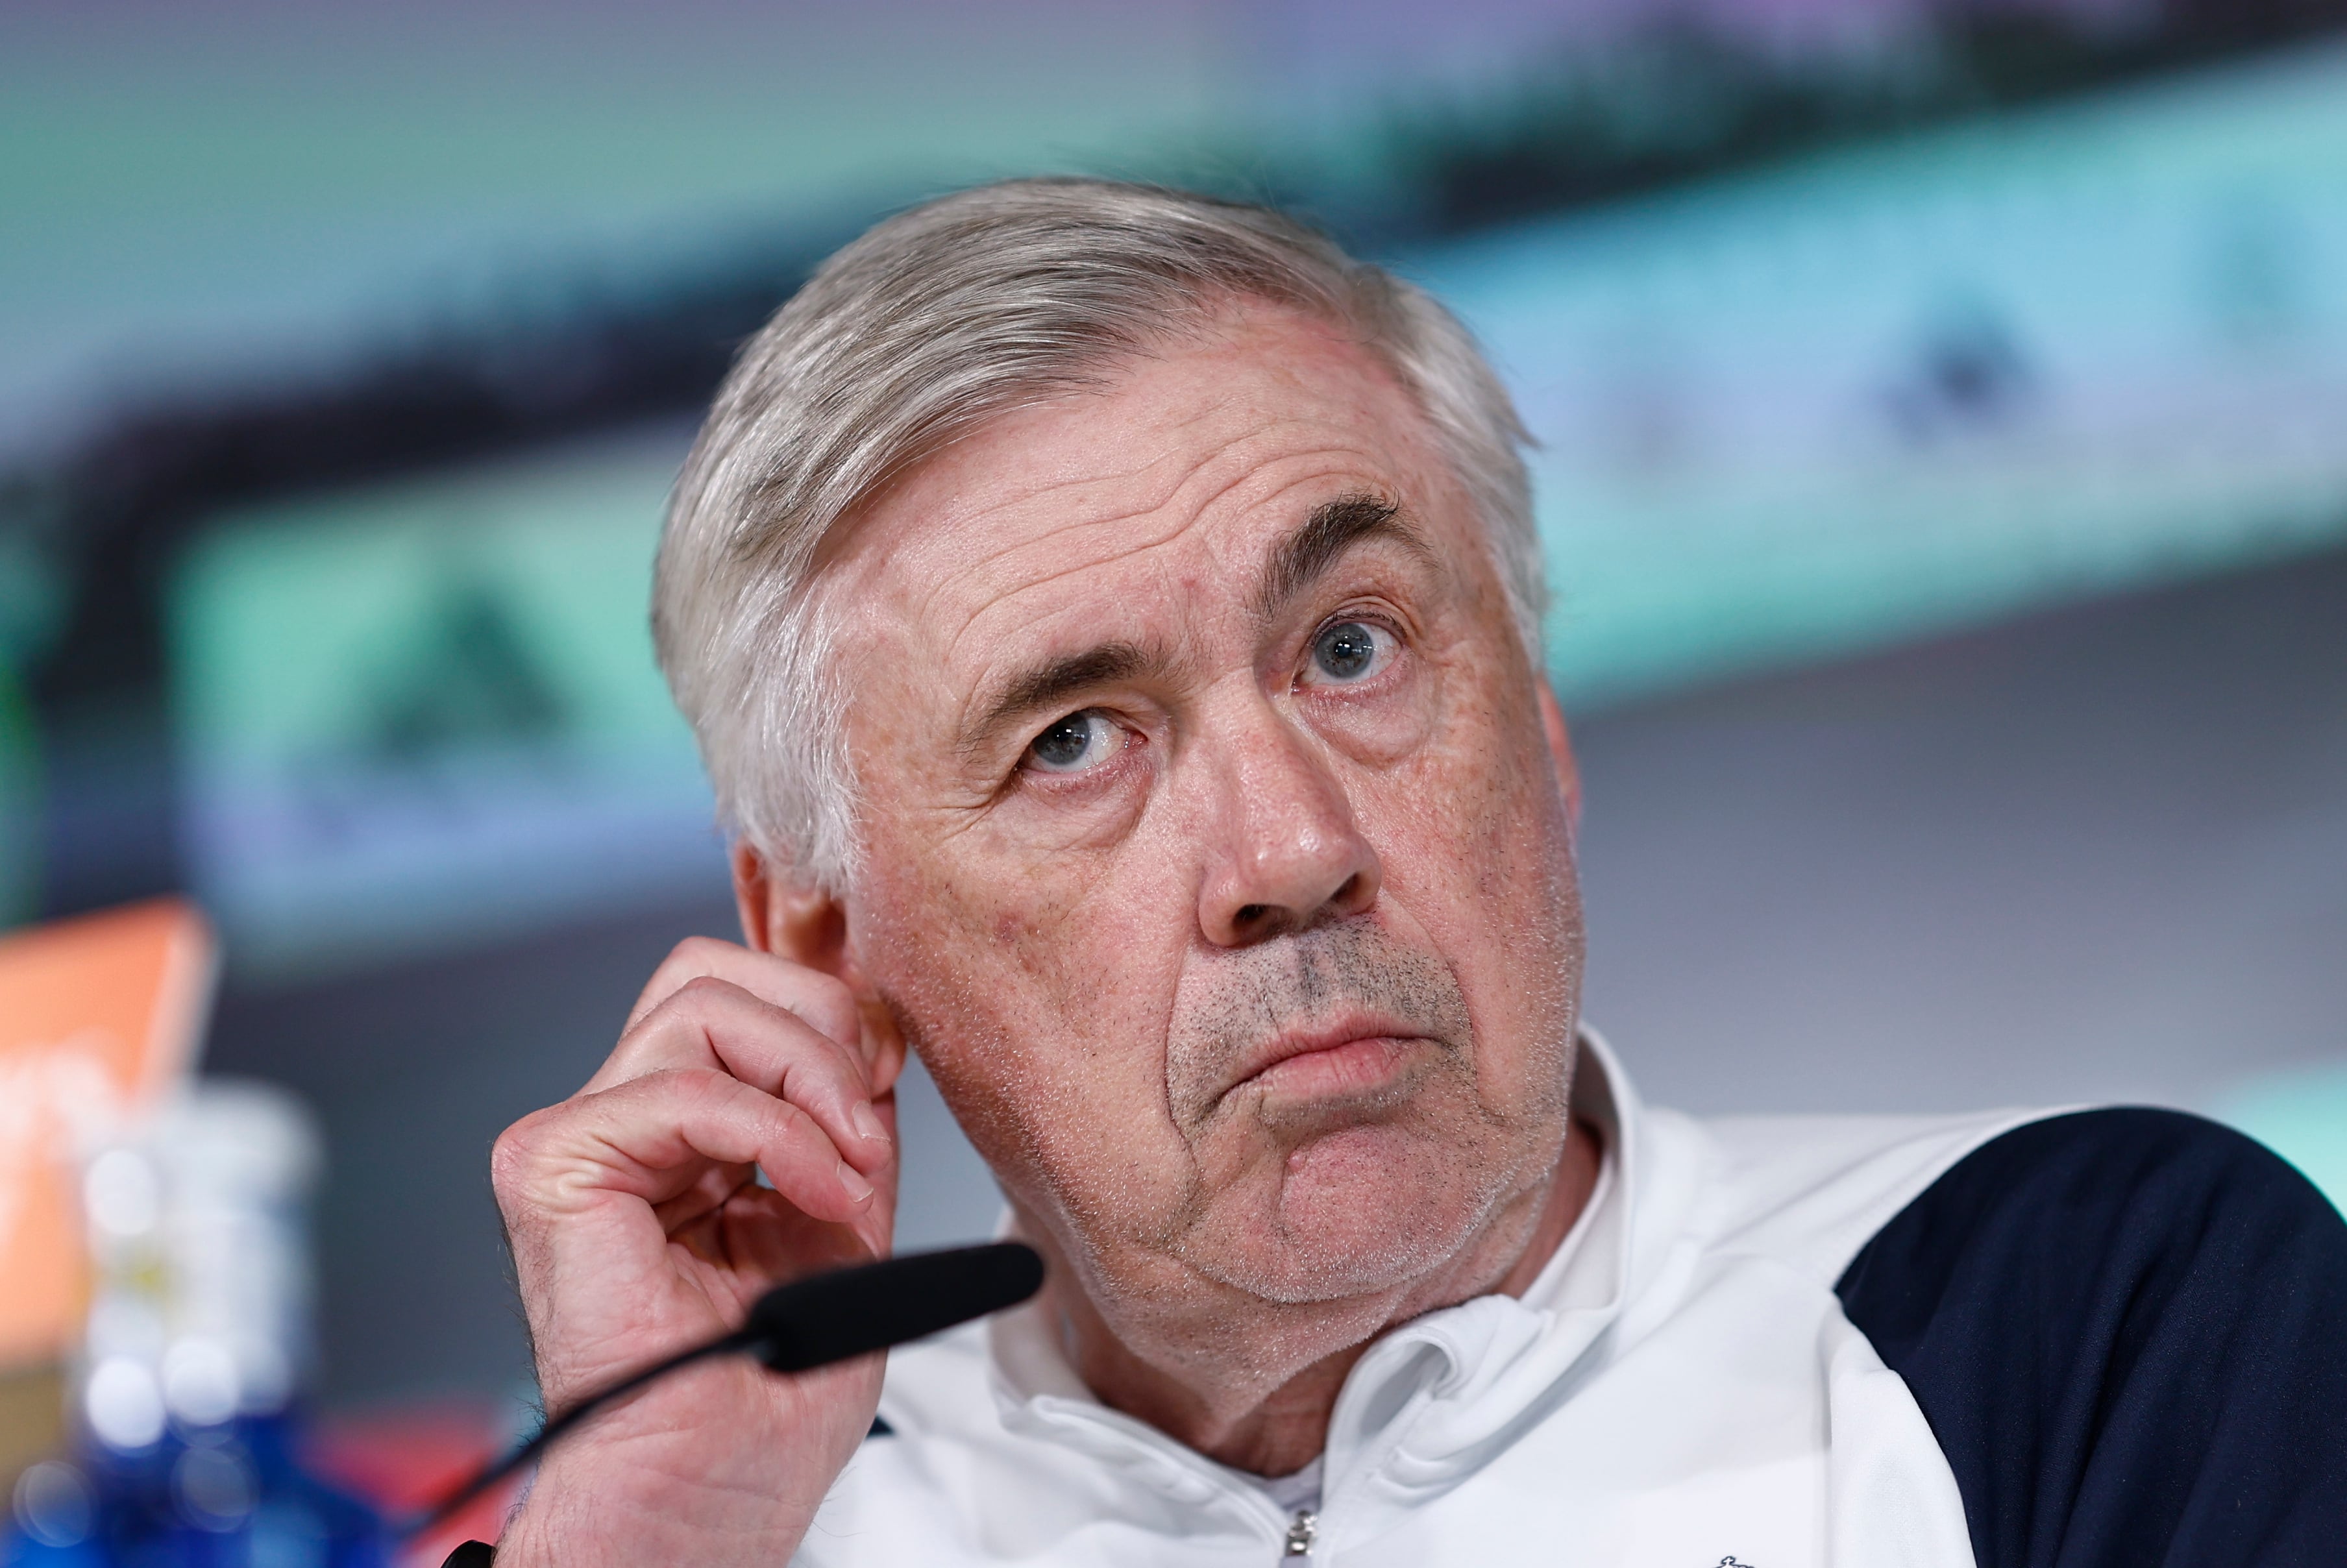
[961,639,1166,759]
[1250,493,1436,627]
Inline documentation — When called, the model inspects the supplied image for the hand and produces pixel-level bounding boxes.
[487,938,902,1567]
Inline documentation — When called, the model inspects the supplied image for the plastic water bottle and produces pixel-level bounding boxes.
[5,1081,389,1566]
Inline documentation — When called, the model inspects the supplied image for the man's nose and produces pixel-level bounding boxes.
[1196,708,1382,948]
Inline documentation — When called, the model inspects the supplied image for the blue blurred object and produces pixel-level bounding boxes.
[6,1084,391,1566]
[5,1414,387,1567]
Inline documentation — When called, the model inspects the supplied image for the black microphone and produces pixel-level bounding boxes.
[412,1242,1045,1539]
[746,1240,1045,1371]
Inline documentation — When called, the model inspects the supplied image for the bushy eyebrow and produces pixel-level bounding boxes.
[962,639,1167,759]
[1250,493,1433,626]
[960,494,1432,761]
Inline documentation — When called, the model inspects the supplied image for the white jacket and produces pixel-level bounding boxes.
[799,1033,2047,1567]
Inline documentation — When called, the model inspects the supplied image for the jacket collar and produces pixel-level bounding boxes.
[985,1029,1660,1521]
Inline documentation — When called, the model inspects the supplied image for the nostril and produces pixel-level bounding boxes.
[1235,903,1270,928]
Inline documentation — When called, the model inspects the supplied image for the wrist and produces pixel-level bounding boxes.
[487,1396,831,1568]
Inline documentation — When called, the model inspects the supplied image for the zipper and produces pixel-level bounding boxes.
[1280,1508,1317,1560]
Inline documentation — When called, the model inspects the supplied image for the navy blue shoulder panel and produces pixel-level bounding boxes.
[1835,1107,2347,1567]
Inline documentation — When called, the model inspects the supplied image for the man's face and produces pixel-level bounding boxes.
[823,304,1584,1331]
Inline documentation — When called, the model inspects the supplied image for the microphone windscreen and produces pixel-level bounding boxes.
[746,1242,1046,1373]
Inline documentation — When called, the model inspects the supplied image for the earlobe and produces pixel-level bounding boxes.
[1536,679,1582,843]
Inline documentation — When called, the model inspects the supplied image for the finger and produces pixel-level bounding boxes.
[598,975,860,1094]
[559,1068,882,1240]
[650,1157,760,1234]
[672,1182,879,1284]
[625,936,860,1051]
[587,979,892,1171]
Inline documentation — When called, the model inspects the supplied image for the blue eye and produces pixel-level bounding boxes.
[1026,710,1122,774]
[1308,620,1395,685]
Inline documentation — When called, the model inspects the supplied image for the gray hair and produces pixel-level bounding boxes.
[652,177,1540,892]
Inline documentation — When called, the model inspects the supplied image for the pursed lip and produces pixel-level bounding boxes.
[1214,1010,1433,1107]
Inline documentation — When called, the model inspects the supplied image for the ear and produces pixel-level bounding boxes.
[733,841,909,1096]
[1536,678,1582,845]
[732,840,850,972]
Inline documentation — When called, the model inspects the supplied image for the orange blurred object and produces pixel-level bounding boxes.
[0,898,215,1369]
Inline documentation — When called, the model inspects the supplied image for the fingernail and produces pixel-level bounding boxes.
[836,1160,873,1203]
[850,1100,887,1145]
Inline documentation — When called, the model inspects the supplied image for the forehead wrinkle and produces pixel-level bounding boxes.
[928,421,1346,675]
[935,434,1420,754]
[887,462,1192,646]
[887,383,1405,639]
[902,419,1274,657]
[856,374,1438,774]
[894,389,1283,620]
[928,498,1213,697]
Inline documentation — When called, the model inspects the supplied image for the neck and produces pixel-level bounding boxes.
[1026,1114,1605,1477]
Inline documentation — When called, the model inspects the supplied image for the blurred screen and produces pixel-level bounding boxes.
[168,427,716,975]
[157,37,2347,972]
[1413,40,2347,705]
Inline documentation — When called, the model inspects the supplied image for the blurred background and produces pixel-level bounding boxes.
[5,0,2344,1435]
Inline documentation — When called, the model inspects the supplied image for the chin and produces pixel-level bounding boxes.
[1200,1121,1505,1305]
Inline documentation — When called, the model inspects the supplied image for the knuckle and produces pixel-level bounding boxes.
[635,942,739,1011]
[669,973,743,1009]
[628,975,743,1036]
[634,1062,704,1095]
[657,1062,745,1111]
[488,1112,551,1199]
[667,934,731,968]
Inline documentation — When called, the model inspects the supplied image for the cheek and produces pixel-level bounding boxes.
[1310,663,1440,767]
[1374,660,1560,881]
[1362,674,1583,1085]
[850,824,1202,1221]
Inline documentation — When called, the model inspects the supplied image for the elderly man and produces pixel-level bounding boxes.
[482,180,2346,1566]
